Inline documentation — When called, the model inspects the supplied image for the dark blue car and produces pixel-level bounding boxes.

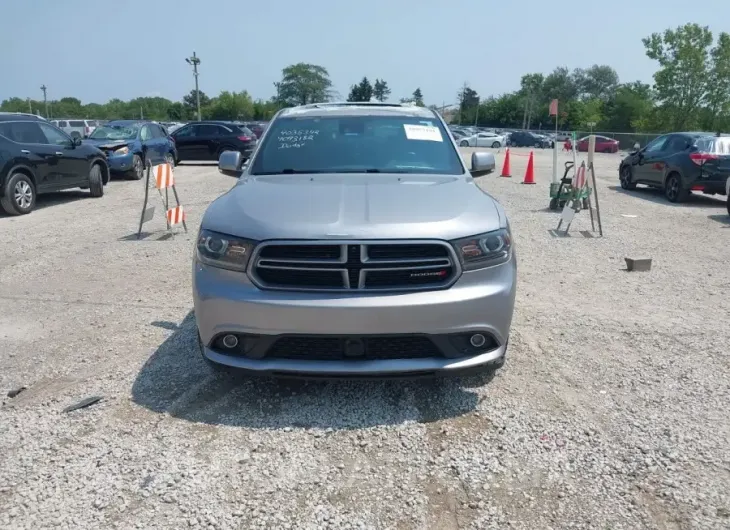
[83,120,177,180]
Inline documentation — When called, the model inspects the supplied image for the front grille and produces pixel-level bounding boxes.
[251,241,458,292]
[266,335,442,361]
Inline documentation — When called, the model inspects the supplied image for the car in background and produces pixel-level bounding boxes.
[243,122,267,139]
[84,120,177,180]
[194,101,515,379]
[573,135,619,153]
[170,121,257,163]
[0,113,108,215]
[619,132,730,203]
[458,131,505,148]
[50,119,98,139]
[508,131,550,148]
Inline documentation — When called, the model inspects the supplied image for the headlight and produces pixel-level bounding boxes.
[451,228,512,270]
[195,229,255,272]
[114,146,129,155]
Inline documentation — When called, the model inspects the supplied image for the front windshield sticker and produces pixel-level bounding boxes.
[278,129,320,149]
[403,124,443,142]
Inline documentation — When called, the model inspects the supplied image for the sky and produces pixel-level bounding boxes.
[1,0,729,106]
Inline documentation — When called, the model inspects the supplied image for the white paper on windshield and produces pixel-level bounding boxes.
[403,124,443,142]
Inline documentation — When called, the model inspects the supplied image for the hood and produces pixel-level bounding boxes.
[83,138,131,149]
[202,174,505,241]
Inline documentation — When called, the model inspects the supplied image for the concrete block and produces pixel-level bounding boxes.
[625,257,652,272]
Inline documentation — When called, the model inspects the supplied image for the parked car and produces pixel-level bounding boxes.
[458,132,505,148]
[50,119,97,139]
[450,129,469,141]
[171,121,257,163]
[193,101,516,379]
[243,122,267,139]
[0,113,108,215]
[573,135,619,153]
[508,131,550,148]
[84,120,177,180]
[618,132,730,203]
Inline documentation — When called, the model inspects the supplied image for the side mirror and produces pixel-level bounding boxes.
[470,151,496,177]
[218,150,244,178]
[73,137,82,147]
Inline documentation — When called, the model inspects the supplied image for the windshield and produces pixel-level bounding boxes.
[89,125,139,140]
[249,115,465,175]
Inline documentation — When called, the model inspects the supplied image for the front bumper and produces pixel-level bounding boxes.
[106,152,134,172]
[193,254,517,377]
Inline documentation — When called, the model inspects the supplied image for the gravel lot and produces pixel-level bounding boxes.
[1,149,729,530]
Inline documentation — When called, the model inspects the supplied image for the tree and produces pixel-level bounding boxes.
[705,32,730,130]
[347,77,373,102]
[412,88,424,106]
[457,84,480,124]
[276,63,333,106]
[643,23,714,129]
[373,79,391,102]
[182,89,210,118]
[577,65,620,101]
[207,91,254,120]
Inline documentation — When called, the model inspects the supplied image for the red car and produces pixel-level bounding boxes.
[575,135,619,153]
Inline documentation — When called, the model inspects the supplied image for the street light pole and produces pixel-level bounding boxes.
[40,85,48,118]
[185,52,202,121]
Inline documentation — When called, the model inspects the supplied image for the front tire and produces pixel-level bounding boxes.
[491,141,500,148]
[619,165,636,190]
[165,152,176,167]
[1,173,36,215]
[665,172,689,203]
[460,140,469,147]
[128,154,144,180]
[88,163,104,197]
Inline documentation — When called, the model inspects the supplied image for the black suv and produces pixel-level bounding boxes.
[170,121,257,163]
[508,130,551,148]
[0,113,109,215]
[619,132,730,203]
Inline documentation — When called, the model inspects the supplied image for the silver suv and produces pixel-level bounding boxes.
[193,102,517,378]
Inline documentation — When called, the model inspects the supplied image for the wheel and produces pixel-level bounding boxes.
[460,140,469,147]
[0,172,36,215]
[549,197,559,210]
[664,172,689,203]
[582,198,590,210]
[491,141,500,148]
[619,165,636,190]
[726,194,730,216]
[535,142,541,149]
[88,163,104,198]
[165,152,175,167]
[128,154,144,180]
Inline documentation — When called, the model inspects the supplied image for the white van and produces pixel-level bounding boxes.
[50,119,98,139]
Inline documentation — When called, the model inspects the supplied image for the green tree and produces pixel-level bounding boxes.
[601,82,654,132]
[182,89,211,119]
[276,63,333,106]
[373,79,391,102]
[347,77,373,102]
[704,31,730,130]
[577,65,619,101]
[207,91,254,120]
[643,23,714,129]
[412,88,424,106]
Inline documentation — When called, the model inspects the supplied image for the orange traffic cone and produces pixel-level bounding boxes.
[522,151,536,184]
[500,148,512,177]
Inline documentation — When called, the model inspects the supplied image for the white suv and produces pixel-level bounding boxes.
[50,119,97,139]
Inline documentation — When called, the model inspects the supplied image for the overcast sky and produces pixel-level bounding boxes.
[1,0,728,106]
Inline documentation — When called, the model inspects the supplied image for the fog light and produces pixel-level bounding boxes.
[469,333,487,348]
[222,334,239,349]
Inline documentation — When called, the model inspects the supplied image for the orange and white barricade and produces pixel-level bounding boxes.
[137,161,188,238]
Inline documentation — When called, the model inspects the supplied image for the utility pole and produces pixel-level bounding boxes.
[474,97,480,127]
[27,98,32,114]
[40,85,48,118]
[185,52,202,121]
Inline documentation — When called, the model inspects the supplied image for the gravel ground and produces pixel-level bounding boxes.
[1,150,728,530]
